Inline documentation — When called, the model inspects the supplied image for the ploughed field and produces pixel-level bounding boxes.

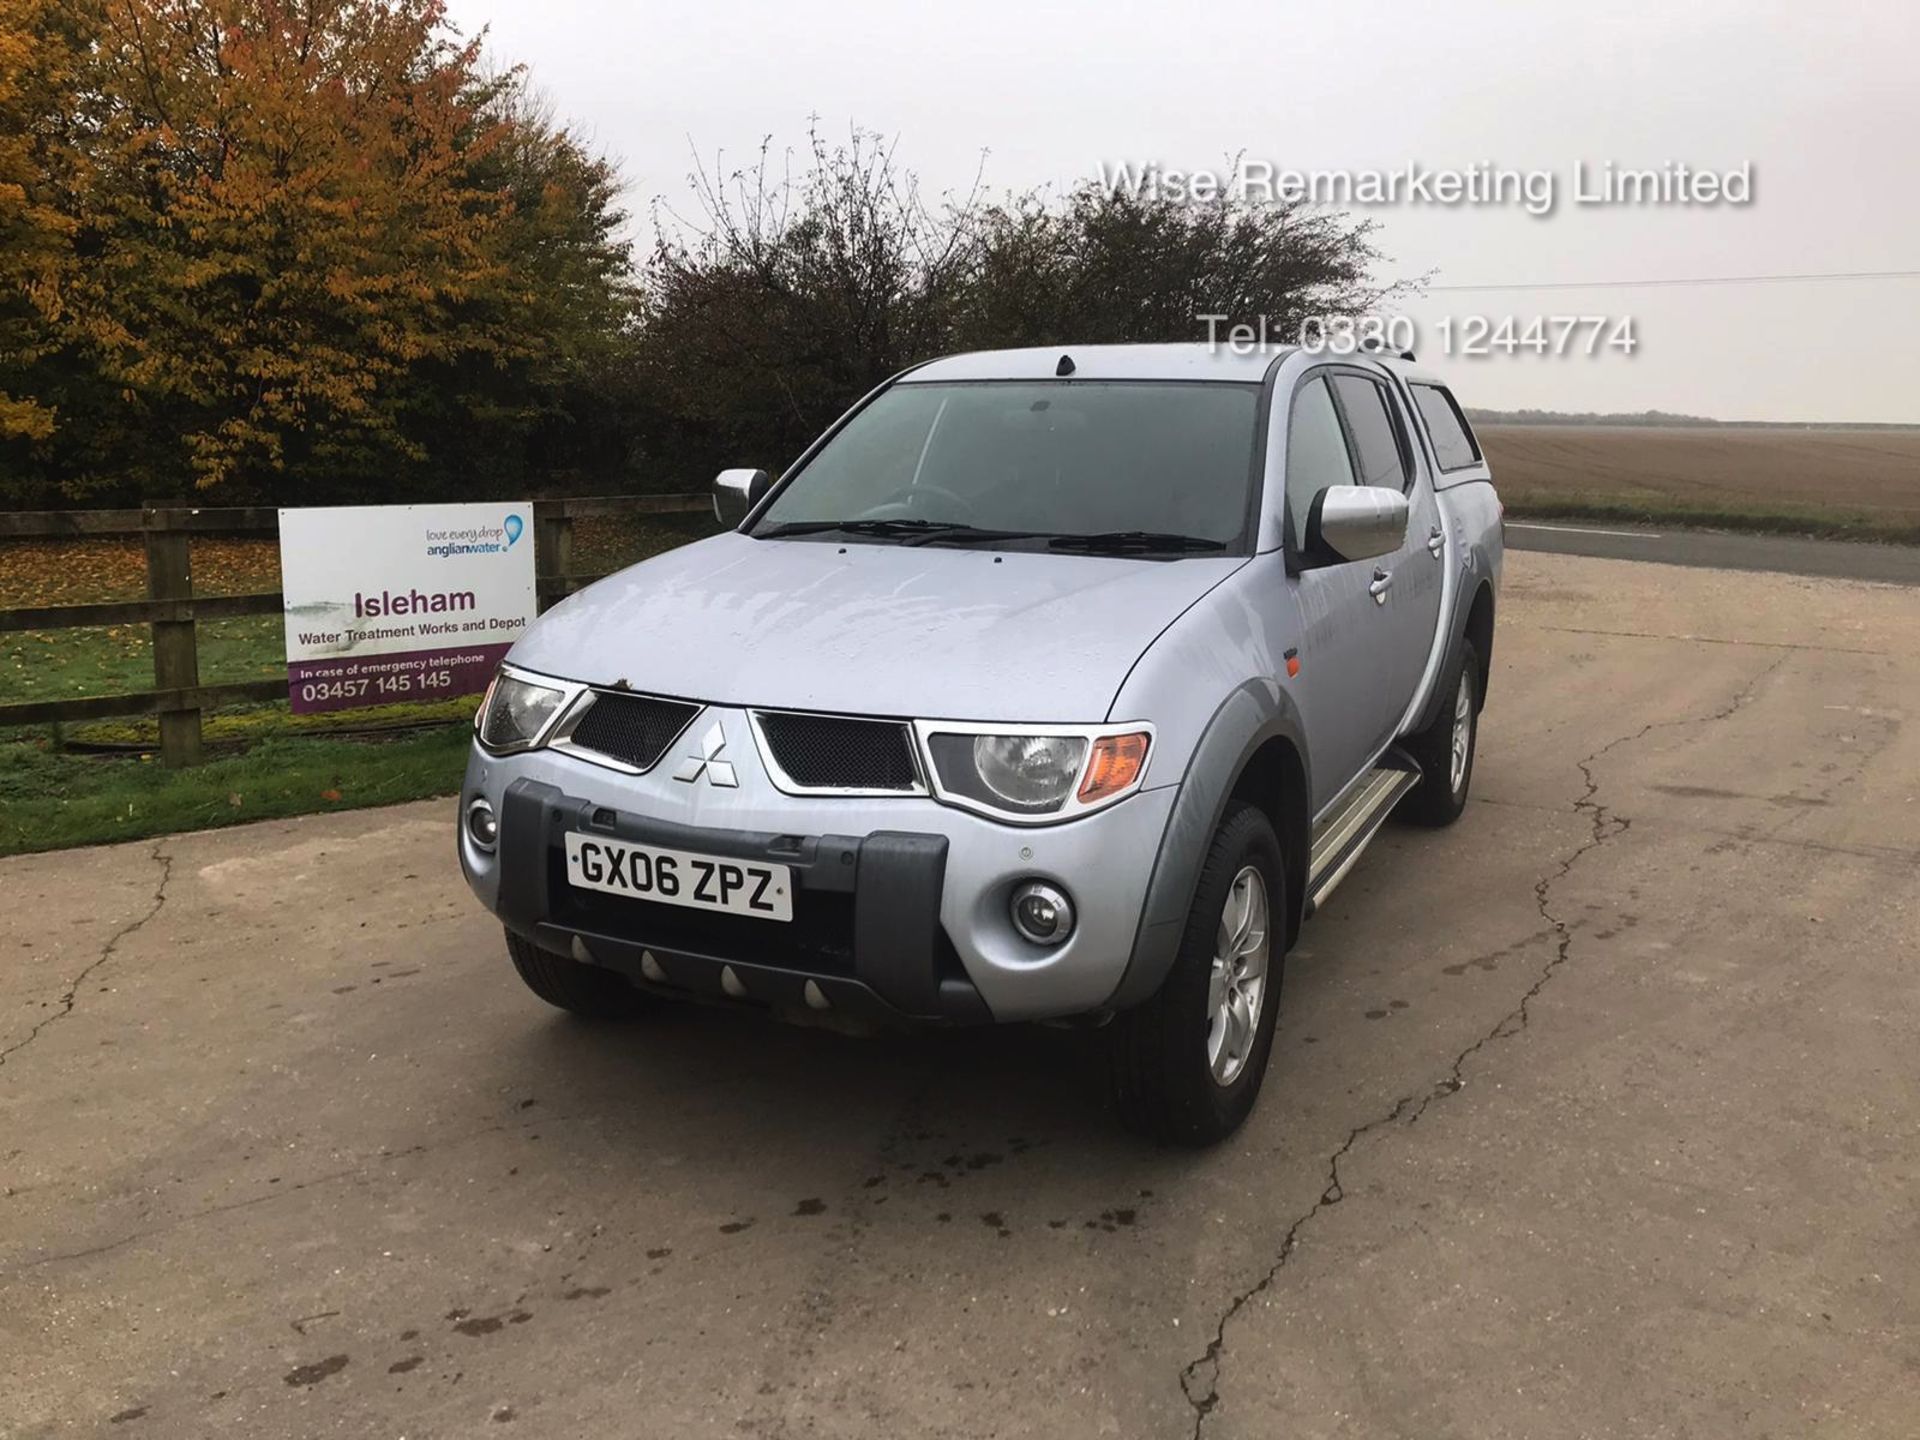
[1480,424,1920,539]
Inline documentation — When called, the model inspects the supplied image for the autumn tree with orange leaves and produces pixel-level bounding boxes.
[0,0,84,446]
[0,0,635,504]
[1,4,1388,507]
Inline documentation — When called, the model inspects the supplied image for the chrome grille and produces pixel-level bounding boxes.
[753,711,922,793]
[563,692,701,771]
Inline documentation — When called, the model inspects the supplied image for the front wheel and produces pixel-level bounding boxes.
[1399,639,1481,828]
[1108,802,1287,1146]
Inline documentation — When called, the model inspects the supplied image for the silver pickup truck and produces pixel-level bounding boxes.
[459,342,1502,1143]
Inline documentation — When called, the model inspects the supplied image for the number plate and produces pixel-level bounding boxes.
[563,832,793,922]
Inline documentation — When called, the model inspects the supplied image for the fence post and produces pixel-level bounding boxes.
[145,508,202,767]
[533,503,574,614]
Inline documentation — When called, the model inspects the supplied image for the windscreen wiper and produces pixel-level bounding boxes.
[758,518,979,540]
[759,520,1226,553]
[1045,530,1228,554]
[758,519,1049,546]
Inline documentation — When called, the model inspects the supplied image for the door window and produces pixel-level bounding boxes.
[1412,383,1482,471]
[1284,376,1356,544]
[1330,375,1410,491]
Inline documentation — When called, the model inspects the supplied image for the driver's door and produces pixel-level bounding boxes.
[1326,373,1445,733]
[1281,372,1409,815]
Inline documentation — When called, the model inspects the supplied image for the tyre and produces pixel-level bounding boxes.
[1399,639,1481,828]
[1109,801,1287,1146]
[505,929,649,1020]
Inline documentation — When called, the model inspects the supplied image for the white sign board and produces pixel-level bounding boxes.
[279,502,535,714]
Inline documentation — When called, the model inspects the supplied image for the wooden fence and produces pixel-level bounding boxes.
[0,494,709,766]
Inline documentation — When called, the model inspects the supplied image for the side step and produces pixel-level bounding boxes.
[1304,750,1421,916]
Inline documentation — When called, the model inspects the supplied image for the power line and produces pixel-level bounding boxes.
[1425,268,1920,293]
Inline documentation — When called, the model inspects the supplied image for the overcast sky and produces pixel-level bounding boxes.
[446,0,1920,422]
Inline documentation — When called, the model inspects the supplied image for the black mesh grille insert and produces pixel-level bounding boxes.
[567,693,701,770]
[755,712,920,791]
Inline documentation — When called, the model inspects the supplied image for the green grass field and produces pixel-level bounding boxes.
[0,511,719,856]
[3,614,286,701]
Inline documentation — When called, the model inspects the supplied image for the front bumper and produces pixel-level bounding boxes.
[457,725,1177,1024]
[482,775,985,1023]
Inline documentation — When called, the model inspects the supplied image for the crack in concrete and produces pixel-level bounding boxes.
[1177,651,1789,1438]
[1177,1093,1417,1431]
[0,842,173,1072]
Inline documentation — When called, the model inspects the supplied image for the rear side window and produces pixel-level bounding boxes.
[1412,383,1482,471]
[1330,375,1410,490]
[1284,377,1355,543]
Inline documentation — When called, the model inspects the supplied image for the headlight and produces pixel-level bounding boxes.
[974,734,1088,809]
[477,669,569,752]
[919,725,1151,822]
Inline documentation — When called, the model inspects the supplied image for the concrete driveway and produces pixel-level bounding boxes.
[3,552,1916,1439]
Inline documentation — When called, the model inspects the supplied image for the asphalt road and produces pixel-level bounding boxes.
[4,551,1917,1439]
[1506,517,1920,584]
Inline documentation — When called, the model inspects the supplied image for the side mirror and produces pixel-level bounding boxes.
[712,468,772,526]
[1305,485,1408,564]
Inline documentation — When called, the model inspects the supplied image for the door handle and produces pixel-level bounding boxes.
[1369,567,1392,604]
[1427,525,1445,557]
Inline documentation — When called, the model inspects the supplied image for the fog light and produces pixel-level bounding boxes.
[466,798,498,851]
[1010,881,1074,946]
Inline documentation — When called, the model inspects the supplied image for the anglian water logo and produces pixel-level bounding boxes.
[425,513,525,558]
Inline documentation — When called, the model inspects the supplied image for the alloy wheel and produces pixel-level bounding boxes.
[1450,668,1475,794]
[1207,865,1271,1086]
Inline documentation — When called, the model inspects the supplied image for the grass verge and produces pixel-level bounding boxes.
[0,725,473,858]
[56,697,478,749]
[1501,493,1920,545]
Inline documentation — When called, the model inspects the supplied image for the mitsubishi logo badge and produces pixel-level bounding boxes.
[674,720,738,788]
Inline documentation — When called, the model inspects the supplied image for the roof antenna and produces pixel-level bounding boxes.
[1055,353,1075,377]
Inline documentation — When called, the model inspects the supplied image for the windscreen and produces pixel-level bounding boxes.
[751,381,1262,549]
